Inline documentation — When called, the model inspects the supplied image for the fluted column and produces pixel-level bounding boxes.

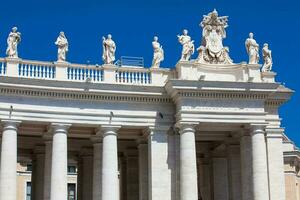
[251,125,270,200]
[50,123,70,200]
[179,124,198,200]
[0,120,20,200]
[101,125,120,200]
[92,137,102,200]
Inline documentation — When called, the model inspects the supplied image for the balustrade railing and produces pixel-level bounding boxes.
[0,59,6,75]
[0,58,172,86]
[19,60,56,79]
[67,64,103,82]
[116,68,151,84]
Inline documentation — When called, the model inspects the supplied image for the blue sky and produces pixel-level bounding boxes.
[0,0,299,145]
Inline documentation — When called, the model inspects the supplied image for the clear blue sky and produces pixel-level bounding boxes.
[0,0,299,145]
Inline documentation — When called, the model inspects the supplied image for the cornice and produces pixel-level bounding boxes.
[0,85,172,104]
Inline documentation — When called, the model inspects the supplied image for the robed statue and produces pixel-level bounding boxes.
[151,36,164,68]
[262,43,273,72]
[177,29,194,61]
[6,27,21,58]
[196,9,233,64]
[102,34,116,64]
[55,31,69,62]
[245,32,259,64]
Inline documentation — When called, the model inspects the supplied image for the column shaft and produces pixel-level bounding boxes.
[138,143,148,200]
[251,125,270,200]
[266,128,286,200]
[213,157,229,200]
[227,145,242,200]
[93,142,102,200]
[43,141,52,200]
[0,120,19,200]
[50,124,70,200]
[101,126,120,200]
[240,134,253,200]
[32,149,45,200]
[180,125,198,200]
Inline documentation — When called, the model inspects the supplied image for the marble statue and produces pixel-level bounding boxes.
[177,29,194,61]
[245,32,259,64]
[6,27,21,58]
[102,34,116,64]
[262,43,273,72]
[55,31,69,62]
[151,36,164,68]
[196,9,233,64]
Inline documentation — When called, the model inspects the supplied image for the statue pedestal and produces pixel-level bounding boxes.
[5,57,22,77]
[261,71,276,83]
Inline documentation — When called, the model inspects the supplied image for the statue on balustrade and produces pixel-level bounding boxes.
[196,9,233,64]
[102,34,116,64]
[177,29,194,61]
[6,27,21,58]
[245,32,260,64]
[262,43,273,72]
[55,31,69,62]
[151,36,164,68]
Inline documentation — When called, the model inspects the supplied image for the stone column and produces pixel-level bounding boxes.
[43,139,52,200]
[81,148,93,200]
[50,123,70,200]
[138,142,148,200]
[0,120,20,200]
[92,138,102,200]
[32,146,46,200]
[147,126,172,200]
[101,125,120,200]
[266,128,286,200]
[213,157,229,200]
[125,149,139,200]
[179,124,198,200]
[227,145,242,200]
[240,132,253,200]
[251,125,270,200]
[0,137,2,173]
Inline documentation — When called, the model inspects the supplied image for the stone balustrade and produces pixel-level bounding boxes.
[0,58,174,86]
[0,57,277,86]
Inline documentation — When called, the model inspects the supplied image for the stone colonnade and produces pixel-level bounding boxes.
[0,121,286,200]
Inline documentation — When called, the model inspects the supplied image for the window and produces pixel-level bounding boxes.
[68,183,76,200]
[26,164,32,172]
[68,165,76,174]
[26,182,32,200]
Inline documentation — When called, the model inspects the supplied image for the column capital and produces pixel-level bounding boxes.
[91,135,102,144]
[250,124,266,135]
[49,123,71,134]
[1,120,21,131]
[100,125,121,136]
[178,123,197,134]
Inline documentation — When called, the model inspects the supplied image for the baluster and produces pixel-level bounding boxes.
[67,68,70,79]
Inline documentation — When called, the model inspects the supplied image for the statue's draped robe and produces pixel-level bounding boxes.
[103,39,116,64]
[56,36,68,61]
[6,32,21,58]
[152,41,164,68]
[245,38,259,64]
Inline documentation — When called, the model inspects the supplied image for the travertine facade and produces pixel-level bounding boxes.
[0,9,297,200]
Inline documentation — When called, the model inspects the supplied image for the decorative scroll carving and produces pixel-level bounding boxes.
[196,9,233,64]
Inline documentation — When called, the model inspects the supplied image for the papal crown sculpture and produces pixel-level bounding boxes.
[4,9,273,72]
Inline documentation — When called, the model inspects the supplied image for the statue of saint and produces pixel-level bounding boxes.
[6,27,21,58]
[245,32,259,64]
[262,43,273,72]
[177,29,194,61]
[151,36,164,68]
[55,31,69,62]
[102,34,116,64]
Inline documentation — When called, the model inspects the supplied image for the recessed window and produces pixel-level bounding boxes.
[26,164,32,172]
[26,182,32,200]
[68,183,76,200]
[68,166,76,174]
